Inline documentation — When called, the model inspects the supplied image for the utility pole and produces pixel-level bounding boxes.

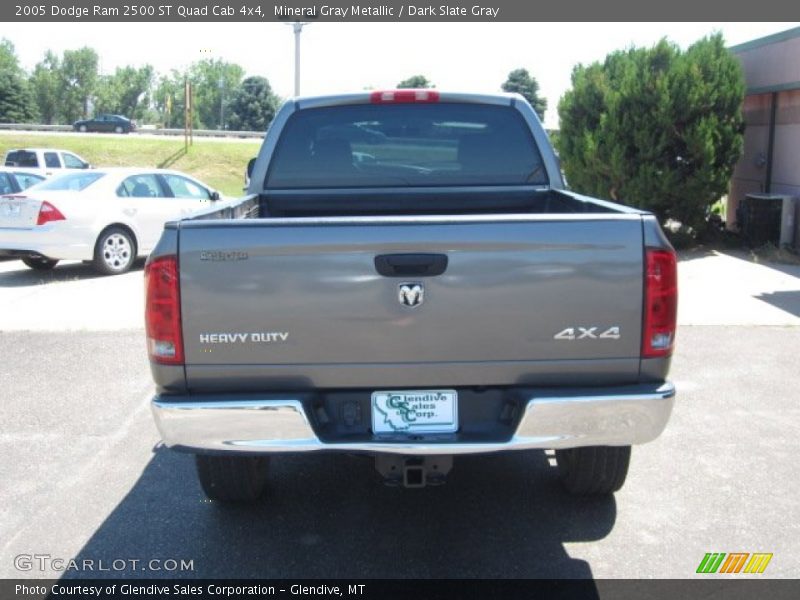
[218,76,225,130]
[184,78,193,151]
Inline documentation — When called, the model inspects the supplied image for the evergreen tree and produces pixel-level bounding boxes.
[501,68,547,121]
[0,39,37,123]
[557,35,745,232]
[0,71,37,123]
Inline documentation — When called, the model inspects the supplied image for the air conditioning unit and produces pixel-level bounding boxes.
[739,194,796,247]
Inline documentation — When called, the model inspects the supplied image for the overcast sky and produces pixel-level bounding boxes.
[6,22,798,127]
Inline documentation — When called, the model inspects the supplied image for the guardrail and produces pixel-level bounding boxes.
[0,123,264,139]
[144,127,263,139]
[0,124,73,133]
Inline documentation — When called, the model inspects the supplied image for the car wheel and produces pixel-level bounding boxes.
[79,125,87,132]
[555,445,631,495]
[22,257,59,271]
[195,455,269,503]
[93,227,136,275]
[114,126,123,134]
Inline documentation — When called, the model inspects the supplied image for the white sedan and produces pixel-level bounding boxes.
[0,168,224,275]
[0,167,47,194]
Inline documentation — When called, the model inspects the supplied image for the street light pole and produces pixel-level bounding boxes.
[292,22,307,97]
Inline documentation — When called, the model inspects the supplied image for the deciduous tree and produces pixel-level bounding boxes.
[226,76,281,132]
[31,51,61,124]
[59,47,99,122]
[397,75,434,89]
[152,71,187,128]
[94,65,154,119]
[188,59,244,129]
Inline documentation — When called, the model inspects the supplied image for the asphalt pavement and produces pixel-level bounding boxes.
[0,250,798,579]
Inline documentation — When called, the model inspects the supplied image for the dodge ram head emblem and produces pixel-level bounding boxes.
[398,283,424,307]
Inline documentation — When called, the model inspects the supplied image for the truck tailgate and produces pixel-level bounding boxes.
[178,215,645,390]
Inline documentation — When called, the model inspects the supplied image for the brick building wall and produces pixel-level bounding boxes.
[728,29,800,246]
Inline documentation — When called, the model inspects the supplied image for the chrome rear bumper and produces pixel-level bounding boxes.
[151,382,675,455]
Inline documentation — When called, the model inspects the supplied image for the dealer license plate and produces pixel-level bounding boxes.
[371,389,458,434]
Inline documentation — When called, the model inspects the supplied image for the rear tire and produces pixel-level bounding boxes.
[93,227,136,275]
[555,445,631,495]
[22,257,59,271]
[195,455,269,503]
[79,125,87,132]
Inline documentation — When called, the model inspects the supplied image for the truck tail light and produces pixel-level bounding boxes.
[145,255,184,365]
[370,90,440,104]
[643,248,678,358]
[36,201,66,226]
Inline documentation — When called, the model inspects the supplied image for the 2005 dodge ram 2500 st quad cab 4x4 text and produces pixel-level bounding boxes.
[146,90,677,502]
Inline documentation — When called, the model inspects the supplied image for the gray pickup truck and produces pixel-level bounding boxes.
[146,91,677,502]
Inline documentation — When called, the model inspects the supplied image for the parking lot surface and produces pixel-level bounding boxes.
[1,250,799,578]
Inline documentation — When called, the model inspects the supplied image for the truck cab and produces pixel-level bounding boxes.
[4,148,92,177]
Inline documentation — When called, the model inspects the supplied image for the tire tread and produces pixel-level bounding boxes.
[195,455,269,503]
[555,445,631,495]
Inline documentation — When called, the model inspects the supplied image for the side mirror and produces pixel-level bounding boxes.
[246,158,256,179]
[210,190,220,201]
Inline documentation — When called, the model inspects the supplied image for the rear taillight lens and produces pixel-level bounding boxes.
[36,201,66,226]
[145,256,184,365]
[370,90,440,104]
[643,248,678,358]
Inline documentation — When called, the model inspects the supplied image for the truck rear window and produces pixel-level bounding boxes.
[266,103,547,189]
[5,151,38,168]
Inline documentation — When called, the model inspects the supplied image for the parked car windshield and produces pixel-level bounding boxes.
[14,172,45,189]
[266,103,547,189]
[34,172,105,191]
[0,173,13,194]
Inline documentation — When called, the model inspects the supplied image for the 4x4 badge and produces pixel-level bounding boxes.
[554,326,621,340]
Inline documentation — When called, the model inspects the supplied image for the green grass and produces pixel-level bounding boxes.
[0,133,261,196]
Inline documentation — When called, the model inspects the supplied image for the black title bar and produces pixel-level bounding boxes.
[2,0,799,22]
[4,579,800,600]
